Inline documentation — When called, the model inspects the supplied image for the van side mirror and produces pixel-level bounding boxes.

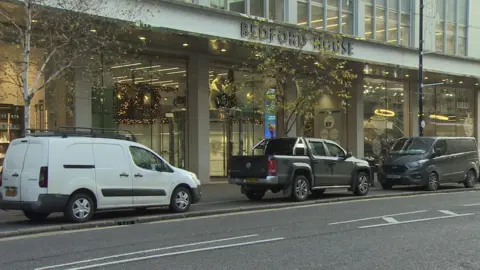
[294,147,306,156]
[346,152,353,158]
[433,148,442,157]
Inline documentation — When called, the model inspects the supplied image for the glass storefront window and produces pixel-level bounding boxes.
[423,86,475,138]
[210,0,226,10]
[326,9,339,32]
[311,5,324,30]
[230,0,245,13]
[92,56,187,168]
[363,78,406,159]
[365,3,374,39]
[375,7,386,42]
[268,0,284,21]
[400,14,410,46]
[387,10,398,44]
[342,0,353,35]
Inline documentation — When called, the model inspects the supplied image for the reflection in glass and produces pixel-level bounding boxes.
[387,10,398,44]
[311,5,324,30]
[375,7,386,42]
[326,9,339,32]
[230,0,245,13]
[210,0,226,9]
[268,0,284,21]
[297,1,308,25]
[342,12,353,35]
[400,14,410,46]
[250,0,265,17]
[365,4,374,39]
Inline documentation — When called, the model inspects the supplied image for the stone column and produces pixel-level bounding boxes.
[74,66,92,128]
[347,72,364,158]
[187,54,210,184]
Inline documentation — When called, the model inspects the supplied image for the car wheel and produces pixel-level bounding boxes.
[23,211,49,222]
[353,172,370,196]
[464,170,476,188]
[170,187,192,213]
[64,193,94,223]
[310,189,326,198]
[291,175,310,202]
[380,182,393,190]
[425,172,439,191]
[245,190,266,201]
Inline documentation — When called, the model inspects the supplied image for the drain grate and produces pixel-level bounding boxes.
[115,219,137,226]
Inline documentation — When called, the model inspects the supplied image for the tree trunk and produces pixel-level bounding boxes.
[23,0,32,134]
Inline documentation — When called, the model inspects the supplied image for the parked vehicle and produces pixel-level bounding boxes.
[378,136,479,191]
[0,127,202,223]
[228,137,372,201]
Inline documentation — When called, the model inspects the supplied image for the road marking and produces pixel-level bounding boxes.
[463,203,480,207]
[64,237,285,270]
[328,210,428,225]
[438,210,459,216]
[382,217,399,223]
[0,226,123,242]
[35,234,259,270]
[196,200,245,206]
[359,213,475,229]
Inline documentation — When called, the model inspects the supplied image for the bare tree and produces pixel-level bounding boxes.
[233,30,357,137]
[0,0,148,131]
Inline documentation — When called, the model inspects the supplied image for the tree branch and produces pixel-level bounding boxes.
[0,8,23,44]
[31,38,70,90]
[30,60,73,97]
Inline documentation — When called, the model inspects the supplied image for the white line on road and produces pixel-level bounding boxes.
[359,213,475,229]
[463,203,480,207]
[34,234,259,270]
[382,217,399,223]
[438,210,459,216]
[65,237,285,270]
[328,210,428,225]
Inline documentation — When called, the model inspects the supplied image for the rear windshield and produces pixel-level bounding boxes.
[265,138,296,156]
[390,137,435,155]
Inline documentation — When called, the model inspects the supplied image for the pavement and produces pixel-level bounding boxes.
[1,190,480,269]
[0,181,475,236]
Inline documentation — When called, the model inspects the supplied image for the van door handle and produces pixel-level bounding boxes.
[134,173,143,178]
[120,173,129,177]
[12,173,19,177]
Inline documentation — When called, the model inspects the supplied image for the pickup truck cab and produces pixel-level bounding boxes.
[229,137,371,201]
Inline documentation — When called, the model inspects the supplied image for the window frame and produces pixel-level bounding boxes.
[129,146,173,173]
[308,140,328,157]
[324,141,347,157]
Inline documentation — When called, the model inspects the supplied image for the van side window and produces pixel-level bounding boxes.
[445,140,460,154]
[129,146,171,172]
[433,140,447,155]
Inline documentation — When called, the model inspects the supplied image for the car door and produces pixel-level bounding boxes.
[431,139,451,181]
[324,142,354,185]
[445,139,464,182]
[128,146,170,206]
[1,139,28,202]
[93,143,133,208]
[308,140,333,186]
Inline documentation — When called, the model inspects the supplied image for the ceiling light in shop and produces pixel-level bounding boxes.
[135,78,161,84]
[374,109,395,117]
[405,74,410,77]
[32,19,39,23]
[110,63,142,69]
[90,29,97,33]
[424,76,428,80]
[113,76,128,80]
[132,65,162,71]
[476,83,479,86]
[183,43,189,47]
[116,77,144,83]
[159,80,174,84]
[459,81,463,84]
[139,36,146,40]
[163,82,179,86]
[221,48,227,52]
[156,67,180,72]
[167,70,186,75]
[429,114,449,121]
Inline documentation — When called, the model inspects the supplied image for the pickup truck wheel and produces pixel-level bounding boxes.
[353,172,370,196]
[245,190,265,201]
[291,175,310,202]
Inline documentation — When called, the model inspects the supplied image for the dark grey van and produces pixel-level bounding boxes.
[378,137,479,191]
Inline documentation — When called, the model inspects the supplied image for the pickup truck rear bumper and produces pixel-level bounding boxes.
[229,176,280,185]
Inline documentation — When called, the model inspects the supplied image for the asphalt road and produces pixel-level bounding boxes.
[0,182,468,232]
[1,190,480,269]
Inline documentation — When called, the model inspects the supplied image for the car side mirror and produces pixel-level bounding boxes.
[346,152,353,158]
[434,148,442,156]
[294,147,305,156]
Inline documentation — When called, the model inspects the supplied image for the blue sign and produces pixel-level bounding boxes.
[264,89,276,138]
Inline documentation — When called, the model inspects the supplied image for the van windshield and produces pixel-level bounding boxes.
[390,137,434,155]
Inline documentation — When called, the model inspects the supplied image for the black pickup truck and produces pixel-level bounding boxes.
[228,137,372,201]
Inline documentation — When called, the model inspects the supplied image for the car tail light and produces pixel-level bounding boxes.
[39,166,48,188]
[268,159,276,176]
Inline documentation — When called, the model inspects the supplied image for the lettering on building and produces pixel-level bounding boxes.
[240,21,354,56]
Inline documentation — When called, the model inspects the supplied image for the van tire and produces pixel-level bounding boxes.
[169,186,191,213]
[464,170,476,188]
[64,193,95,223]
[353,172,370,196]
[425,172,439,191]
[23,211,49,222]
[291,175,310,202]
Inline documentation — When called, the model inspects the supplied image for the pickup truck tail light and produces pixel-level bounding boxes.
[268,159,277,176]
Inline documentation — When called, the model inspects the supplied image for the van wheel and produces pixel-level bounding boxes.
[425,172,439,191]
[245,190,265,201]
[464,170,476,188]
[170,187,191,213]
[353,172,370,196]
[23,211,49,222]
[64,193,94,223]
[291,175,310,202]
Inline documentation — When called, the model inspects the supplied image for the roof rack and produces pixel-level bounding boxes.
[25,126,137,142]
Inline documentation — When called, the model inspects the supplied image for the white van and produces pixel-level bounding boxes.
[0,129,202,223]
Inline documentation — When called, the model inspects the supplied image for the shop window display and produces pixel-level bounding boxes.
[363,78,406,159]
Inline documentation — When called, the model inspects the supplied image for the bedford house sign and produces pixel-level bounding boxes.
[240,21,354,56]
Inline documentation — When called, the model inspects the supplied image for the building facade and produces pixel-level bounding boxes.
[0,0,479,183]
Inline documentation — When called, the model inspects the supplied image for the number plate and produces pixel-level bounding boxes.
[387,174,401,179]
[244,178,257,183]
[5,189,17,197]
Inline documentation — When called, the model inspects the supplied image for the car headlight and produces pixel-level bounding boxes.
[408,159,428,168]
[189,172,201,184]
